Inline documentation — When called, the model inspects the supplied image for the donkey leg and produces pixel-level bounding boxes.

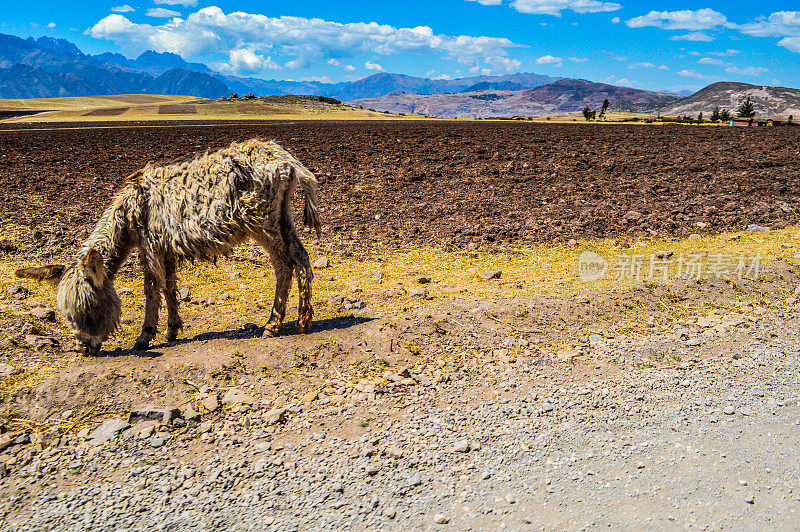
[289,232,314,334]
[163,254,183,342]
[255,233,293,337]
[134,258,164,351]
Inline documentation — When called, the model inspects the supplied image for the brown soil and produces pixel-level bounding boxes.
[1,121,799,258]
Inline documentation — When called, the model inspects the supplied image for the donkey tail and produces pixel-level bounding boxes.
[292,163,321,237]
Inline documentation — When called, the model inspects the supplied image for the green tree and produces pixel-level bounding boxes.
[737,97,756,118]
[710,106,721,122]
[582,106,592,121]
[599,98,610,119]
[789,115,794,124]
[697,111,704,122]
[719,108,731,122]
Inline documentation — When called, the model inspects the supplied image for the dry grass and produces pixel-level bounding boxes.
[3,225,798,351]
[0,95,415,123]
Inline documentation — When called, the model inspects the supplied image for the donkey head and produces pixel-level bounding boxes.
[16,248,121,355]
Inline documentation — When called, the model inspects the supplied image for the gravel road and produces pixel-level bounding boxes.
[2,308,800,531]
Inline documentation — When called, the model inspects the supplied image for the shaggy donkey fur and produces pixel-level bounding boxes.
[16,139,320,355]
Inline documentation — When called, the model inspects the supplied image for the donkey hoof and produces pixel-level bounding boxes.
[262,326,279,338]
[166,330,180,342]
[296,323,311,335]
[133,340,151,351]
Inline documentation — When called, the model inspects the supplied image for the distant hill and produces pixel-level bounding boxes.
[0,33,563,101]
[324,72,560,101]
[347,79,682,118]
[660,82,800,118]
[0,33,229,99]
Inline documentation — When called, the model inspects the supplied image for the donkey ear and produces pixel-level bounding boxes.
[15,264,66,285]
[80,248,106,286]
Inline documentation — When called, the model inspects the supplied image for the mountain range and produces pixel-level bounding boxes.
[2,32,799,120]
[0,32,562,102]
[348,79,683,118]
[659,82,800,119]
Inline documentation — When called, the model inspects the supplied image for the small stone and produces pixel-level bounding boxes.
[453,440,471,453]
[747,224,769,232]
[117,287,133,296]
[723,405,736,415]
[265,408,287,425]
[745,495,755,504]
[88,419,130,444]
[183,404,200,423]
[301,390,319,404]
[686,338,701,347]
[504,493,517,504]
[227,272,241,280]
[409,286,429,299]
[371,271,385,283]
[541,401,554,413]
[314,257,330,269]
[254,441,271,452]
[7,286,29,300]
[385,445,404,459]
[218,292,231,301]
[222,388,255,406]
[178,287,191,301]
[128,406,181,425]
[30,307,56,322]
[656,250,674,260]
[481,270,502,280]
[467,242,479,251]
[588,334,603,345]
[149,437,165,448]
[434,514,449,524]
[201,394,220,412]
[0,363,15,376]
[415,275,431,284]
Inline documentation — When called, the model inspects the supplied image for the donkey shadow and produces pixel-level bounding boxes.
[102,315,373,358]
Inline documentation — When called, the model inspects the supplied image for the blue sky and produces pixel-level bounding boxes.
[3,1,799,91]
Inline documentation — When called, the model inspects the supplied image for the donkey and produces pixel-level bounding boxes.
[16,139,320,355]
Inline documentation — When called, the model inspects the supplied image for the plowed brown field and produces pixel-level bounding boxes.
[2,120,799,257]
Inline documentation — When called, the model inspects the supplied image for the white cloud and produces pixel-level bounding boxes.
[433,74,452,80]
[111,5,134,12]
[87,7,520,71]
[611,16,620,24]
[212,48,280,75]
[465,0,503,5]
[779,36,800,52]
[327,59,340,66]
[670,32,714,42]
[47,22,56,28]
[146,8,181,18]
[734,11,800,38]
[535,54,562,66]
[510,0,621,17]
[568,56,587,62]
[725,66,768,76]
[678,69,704,78]
[485,55,522,71]
[344,65,356,72]
[629,61,655,68]
[616,78,637,85]
[627,9,726,31]
[365,61,385,71]
[154,0,197,5]
[698,57,728,66]
[657,65,669,70]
